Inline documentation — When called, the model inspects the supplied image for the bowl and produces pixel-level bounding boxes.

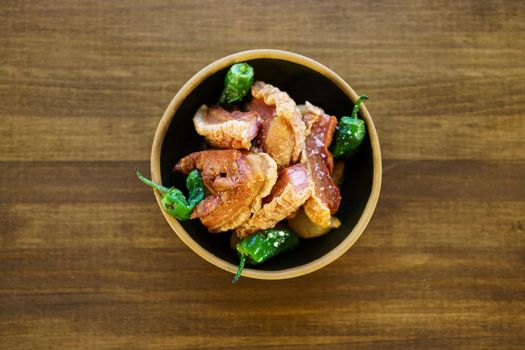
[150,49,381,280]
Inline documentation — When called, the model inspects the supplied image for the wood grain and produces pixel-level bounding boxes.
[1,0,524,349]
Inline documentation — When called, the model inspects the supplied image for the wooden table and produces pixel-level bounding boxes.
[1,1,524,349]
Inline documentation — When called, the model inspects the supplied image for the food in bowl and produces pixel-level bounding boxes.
[138,62,369,282]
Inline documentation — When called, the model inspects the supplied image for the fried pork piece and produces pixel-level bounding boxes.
[235,163,312,238]
[302,102,341,228]
[287,207,341,239]
[193,105,260,150]
[174,150,277,232]
[247,81,306,167]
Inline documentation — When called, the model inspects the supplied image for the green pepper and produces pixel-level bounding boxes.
[332,95,368,158]
[185,169,205,207]
[218,62,254,105]
[135,168,204,221]
[232,228,300,283]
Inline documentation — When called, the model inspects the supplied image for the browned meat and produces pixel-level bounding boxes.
[175,149,244,193]
[174,150,277,232]
[287,207,341,239]
[235,163,312,238]
[302,102,338,172]
[247,81,306,167]
[301,102,341,228]
[193,105,260,150]
[245,97,275,150]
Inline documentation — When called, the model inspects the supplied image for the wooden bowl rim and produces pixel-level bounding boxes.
[150,49,382,280]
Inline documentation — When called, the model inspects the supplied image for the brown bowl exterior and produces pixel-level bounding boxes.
[150,49,381,280]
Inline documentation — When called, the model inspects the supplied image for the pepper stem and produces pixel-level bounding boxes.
[351,95,369,119]
[135,168,169,194]
[232,254,246,284]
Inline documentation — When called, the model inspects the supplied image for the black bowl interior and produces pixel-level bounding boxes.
[160,59,374,271]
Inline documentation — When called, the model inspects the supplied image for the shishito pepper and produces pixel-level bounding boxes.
[135,168,204,221]
[185,169,205,208]
[332,95,368,158]
[218,62,254,105]
[232,228,300,283]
